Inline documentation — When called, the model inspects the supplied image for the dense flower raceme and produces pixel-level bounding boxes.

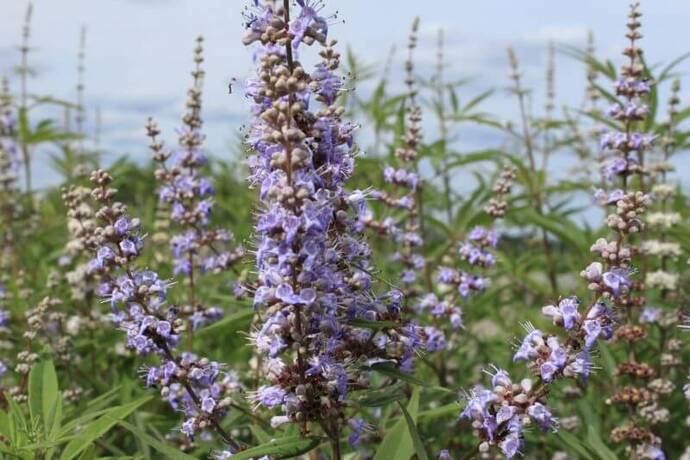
[0,285,8,382]
[240,0,421,444]
[64,170,240,449]
[591,4,680,456]
[461,297,615,458]
[355,18,426,295]
[418,166,516,357]
[0,77,20,266]
[461,4,657,458]
[150,36,244,332]
[0,78,19,183]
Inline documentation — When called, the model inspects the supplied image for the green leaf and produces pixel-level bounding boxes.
[250,425,272,444]
[28,359,61,438]
[444,149,501,170]
[59,396,152,460]
[517,209,588,252]
[397,395,428,460]
[195,309,253,337]
[229,435,322,460]
[657,51,690,83]
[117,420,196,460]
[352,382,406,407]
[373,387,420,460]
[586,426,618,460]
[418,402,458,421]
[368,362,426,387]
[461,89,494,114]
[556,431,595,460]
[6,395,29,449]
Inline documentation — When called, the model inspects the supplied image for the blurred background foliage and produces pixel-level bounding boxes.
[0,2,689,459]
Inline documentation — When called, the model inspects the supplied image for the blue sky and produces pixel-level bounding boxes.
[1,0,690,189]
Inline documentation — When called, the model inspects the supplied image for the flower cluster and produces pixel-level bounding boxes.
[65,169,240,448]
[591,4,679,456]
[0,77,20,268]
[461,367,558,458]
[458,226,498,268]
[460,4,660,457]
[423,166,515,338]
[0,285,9,383]
[462,294,616,457]
[61,185,99,301]
[150,37,244,333]
[241,0,419,447]
[352,18,426,294]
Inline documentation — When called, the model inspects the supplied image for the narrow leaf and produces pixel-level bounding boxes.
[59,396,152,460]
[397,393,428,460]
[373,387,420,460]
[230,435,322,460]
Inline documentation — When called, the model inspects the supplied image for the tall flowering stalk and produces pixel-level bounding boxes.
[151,36,244,336]
[16,2,33,202]
[594,5,675,456]
[0,285,9,386]
[352,19,428,301]
[563,31,603,186]
[383,18,427,293]
[643,79,683,298]
[241,1,419,457]
[65,170,240,449]
[459,4,656,457]
[603,74,688,458]
[0,78,20,273]
[420,166,516,385]
[352,19,445,363]
[507,47,559,296]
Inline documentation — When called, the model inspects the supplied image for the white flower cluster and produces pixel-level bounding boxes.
[651,183,676,200]
[641,240,682,258]
[645,270,679,290]
[646,212,681,229]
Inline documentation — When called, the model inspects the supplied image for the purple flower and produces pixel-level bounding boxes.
[513,328,544,362]
[438,450,451,460]
[541,297,581,330]
[602,268,631,296]
[119,239,138,256]
[201,395,216,413]
[527,402,557,431]
[640,307,661,324]
[500,432,522,459]
[347,417,370,446]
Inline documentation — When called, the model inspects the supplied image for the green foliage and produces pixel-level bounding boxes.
[1,8,689,460]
